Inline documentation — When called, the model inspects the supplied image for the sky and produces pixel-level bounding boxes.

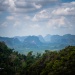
[0,0,75,37]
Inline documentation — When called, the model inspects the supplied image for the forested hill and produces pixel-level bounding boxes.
[0,42,75,75]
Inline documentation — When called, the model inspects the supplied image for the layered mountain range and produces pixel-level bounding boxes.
[0,34,75,54]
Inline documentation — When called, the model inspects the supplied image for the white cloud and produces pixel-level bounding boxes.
[24,15,31,20]
[33,1,75,22]
[14,21,21,27]
[0,0,75,36]
[33,3,42,9]
[32,10,49,21]
[26,24,44,35]
[52,1,75,15]
[6,16,14,20]
[1,22,8,27]
[52,7,75,15]
[8,0,15,7]
[32,1,75,30]
[30,24,40,29]
[47,16,72,29]
[0,0,59,13]
[63,1,75,6]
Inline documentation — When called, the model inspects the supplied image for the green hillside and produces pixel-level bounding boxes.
[0,42,75,75]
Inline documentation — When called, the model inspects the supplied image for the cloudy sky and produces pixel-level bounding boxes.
[0,0,75,37]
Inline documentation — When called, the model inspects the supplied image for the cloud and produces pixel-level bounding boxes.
[52,7,75,15]
[0,0,9,11]
[24,15,31,20]
[33,3,42,9]
[6,16,14,20]
[52,1,75,15]
[14,21,21,27]
[0,22,8,27]
[32,10,50,21]
[0,0,59,13]
[33,1,75,21]
[15,1,42,9]
[47,16,72,29]
[0,0,75,37]
[32,1,75,30]
[30,24,40,29]
[27,24,44,35]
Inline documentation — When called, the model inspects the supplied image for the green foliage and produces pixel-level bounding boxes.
[0,42,75,75]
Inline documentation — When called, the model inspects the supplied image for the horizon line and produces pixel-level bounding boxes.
[0,34,75,38]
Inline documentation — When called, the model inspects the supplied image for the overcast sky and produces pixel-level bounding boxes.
[0,0,75,37]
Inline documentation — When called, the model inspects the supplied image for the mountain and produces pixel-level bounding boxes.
[0,37,21,48]
[44,34,52,42]
[44,34,75,44]
[0,34,75,54]
[38,35,45,43]
[15,35,45,43]
[21,36,43,50]
[24,36,42,44]
[14,36,27,42]
[50,34,75,45]
[50,35,62,43]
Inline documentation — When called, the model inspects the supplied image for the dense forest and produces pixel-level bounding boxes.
[0,42,75,75]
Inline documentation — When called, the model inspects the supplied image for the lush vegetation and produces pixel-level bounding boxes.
[0,42,75,75]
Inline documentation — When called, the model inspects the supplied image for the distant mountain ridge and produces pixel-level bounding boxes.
[0,34,75,54]
[0,37,21,48]
[46,34,75,45]
[14,36,27,42]
[23,36,42,49]
[24,36,42,44]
